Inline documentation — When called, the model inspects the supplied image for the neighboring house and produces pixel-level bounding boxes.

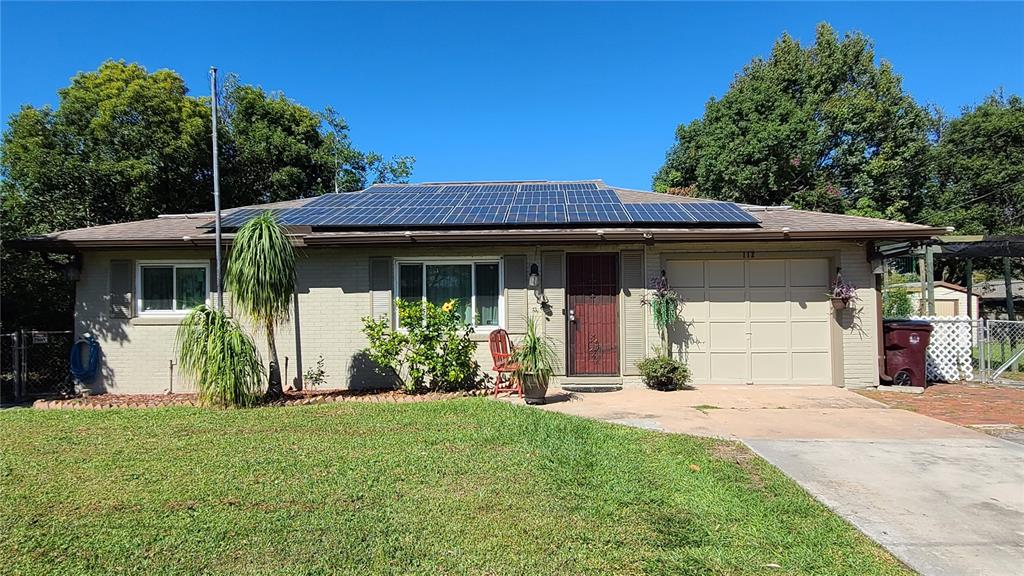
[975,279,1024,319]
[18,180,943,394]
[892,282,981,318]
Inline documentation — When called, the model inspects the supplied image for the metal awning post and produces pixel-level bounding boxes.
[1004,257,1017,322]
[965,257,973,319]
[925,248,936,315]
[918,254,927,315]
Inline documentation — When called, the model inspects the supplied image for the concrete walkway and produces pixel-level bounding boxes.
[533,386,1024,576]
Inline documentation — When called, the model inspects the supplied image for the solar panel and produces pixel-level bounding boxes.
[566,189,619,204]
[623,202,758,224]
[513,190,566,205]
[363,185,406,194]
[362,185,436,195]
[478,184,519,193]
[316,206,395,226]
[217,208,263,228]
[303,193,374,208]
[623,203,695,223]
[505,204,566,224]
[566,203,630,223]
[460,192,516,206]
[438,184,482,194]
[558,182,599,191]
[443,205,510,225]
[401,193,467,207]
[210,184,759,229]
[379,206,454,226]
[519,183,561,192]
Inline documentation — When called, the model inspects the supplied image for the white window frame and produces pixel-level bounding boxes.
[135,260,211,315]
[393,257,504,331]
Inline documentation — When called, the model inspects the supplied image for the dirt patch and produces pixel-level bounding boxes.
[710,441,765,489]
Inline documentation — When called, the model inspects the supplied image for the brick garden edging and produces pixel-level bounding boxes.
[32,388,490,410]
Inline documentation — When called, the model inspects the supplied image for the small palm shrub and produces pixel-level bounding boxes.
[636,354,692,391]
[175,305,264,407]
[362,299,479,393]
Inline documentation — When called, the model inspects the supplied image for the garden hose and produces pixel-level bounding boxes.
[69,335,99,384]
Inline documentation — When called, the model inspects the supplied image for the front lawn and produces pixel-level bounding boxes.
[0,399,908,575]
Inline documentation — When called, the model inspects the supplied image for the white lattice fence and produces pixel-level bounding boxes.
[908,316,974,382]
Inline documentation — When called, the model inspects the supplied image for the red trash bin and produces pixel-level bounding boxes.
[883,320,934,387]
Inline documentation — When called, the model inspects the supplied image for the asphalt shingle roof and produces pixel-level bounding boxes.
[15,180,945,249]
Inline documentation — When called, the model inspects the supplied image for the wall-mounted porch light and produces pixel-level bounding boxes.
[528,262,548,305]
[528,263,540,288]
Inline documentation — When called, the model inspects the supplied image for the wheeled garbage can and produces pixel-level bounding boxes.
[882,320,934,387]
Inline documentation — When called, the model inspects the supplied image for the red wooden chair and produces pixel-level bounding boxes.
[488,329,522,398]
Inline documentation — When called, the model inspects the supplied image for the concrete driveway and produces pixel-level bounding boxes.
[535,386,1024,576]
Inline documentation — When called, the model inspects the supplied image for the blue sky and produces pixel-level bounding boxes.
[2,2,1022,190]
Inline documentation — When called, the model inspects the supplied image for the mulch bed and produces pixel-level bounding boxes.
[32,388,489,410]
[858,382,1024,426]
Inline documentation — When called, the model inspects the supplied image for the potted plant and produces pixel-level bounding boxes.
[514,316,556,405]
[828,269,859,310]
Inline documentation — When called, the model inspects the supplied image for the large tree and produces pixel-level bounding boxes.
[1,60,413,331]
[653,23,933,221]
[922,92,1024,236]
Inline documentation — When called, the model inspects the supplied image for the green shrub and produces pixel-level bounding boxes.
[636,355,692,391]
[361,299,479,393]
[883,285,914,319]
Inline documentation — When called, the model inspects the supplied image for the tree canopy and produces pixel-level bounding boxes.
[1,60,413,330]
[653,23,934,222]
[922,92,1024,236]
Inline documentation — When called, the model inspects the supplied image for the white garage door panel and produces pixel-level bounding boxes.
[667,258,833,385]
[667,261,705,288]
[751,322,789,350]
[748,260,787,287]
[708,260,745,287]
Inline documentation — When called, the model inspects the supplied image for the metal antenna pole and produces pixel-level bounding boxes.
[210,67,223,309]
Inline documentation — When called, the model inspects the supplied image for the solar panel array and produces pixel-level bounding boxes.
[213,183,759,229]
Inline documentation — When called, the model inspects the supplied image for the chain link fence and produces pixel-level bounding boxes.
[0,330,75,402]
[980,319,1024,384]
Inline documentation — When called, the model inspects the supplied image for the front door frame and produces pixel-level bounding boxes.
[566,252,621,376]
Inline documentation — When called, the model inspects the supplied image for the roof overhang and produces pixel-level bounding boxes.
[10,226,946,252]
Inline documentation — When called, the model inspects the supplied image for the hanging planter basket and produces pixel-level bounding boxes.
[828,268,857,312]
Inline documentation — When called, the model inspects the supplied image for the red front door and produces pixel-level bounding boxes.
[567,253,619,376]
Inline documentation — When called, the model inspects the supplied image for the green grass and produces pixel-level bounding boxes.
[0,400,909,575]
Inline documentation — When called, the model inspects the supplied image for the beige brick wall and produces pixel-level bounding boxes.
[76,240,880,394]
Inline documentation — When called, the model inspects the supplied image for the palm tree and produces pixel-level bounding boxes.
[176,305,264,407]
[226,211,296,398]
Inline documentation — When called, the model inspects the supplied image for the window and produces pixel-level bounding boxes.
[395,259,503,329]
[137,262,209,314]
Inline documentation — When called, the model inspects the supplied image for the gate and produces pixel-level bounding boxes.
[980,319,1024,384]
[0,330,75,402]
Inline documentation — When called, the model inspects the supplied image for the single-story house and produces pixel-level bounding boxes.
[975,279,1023,320]
[891,281,981,318]
[19,180,944,394]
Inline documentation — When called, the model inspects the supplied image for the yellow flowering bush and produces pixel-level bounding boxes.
[361,299,479,393]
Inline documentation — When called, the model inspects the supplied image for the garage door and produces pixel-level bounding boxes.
[665,258,833,385]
